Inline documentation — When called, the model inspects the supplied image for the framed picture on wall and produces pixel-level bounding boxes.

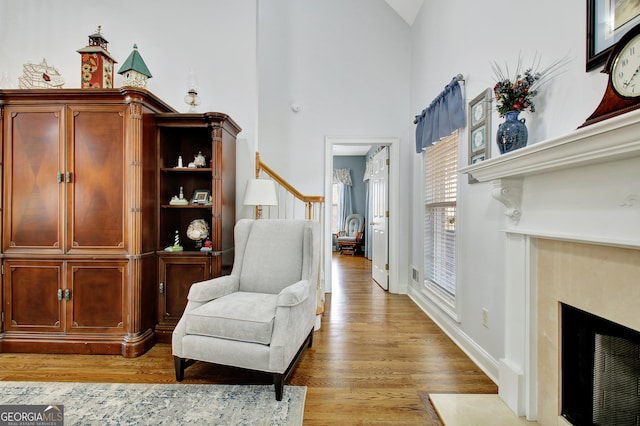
[587,0,640,71]
[467,88,492,183]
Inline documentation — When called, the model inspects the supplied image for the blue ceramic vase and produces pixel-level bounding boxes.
[496,110,528,154]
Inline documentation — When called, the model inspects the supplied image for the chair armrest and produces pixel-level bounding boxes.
[276,280,310,307]
[187,275,240,303]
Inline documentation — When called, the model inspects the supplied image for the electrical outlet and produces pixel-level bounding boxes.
[482,308,489,328]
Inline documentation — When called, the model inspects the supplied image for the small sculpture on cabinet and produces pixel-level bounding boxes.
[77,26,117,88]
[164,230,183,252]
[169,186,189,206]
[18,58,65,89]
[201,238,212,253]
[117,44,152,89]
[194,151,206,167]
[187,152,206,168]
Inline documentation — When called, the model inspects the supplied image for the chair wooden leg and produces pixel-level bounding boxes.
[273,373,284,401]
[174,356,185,382]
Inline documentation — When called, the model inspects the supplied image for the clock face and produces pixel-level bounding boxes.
[612,32,640,98]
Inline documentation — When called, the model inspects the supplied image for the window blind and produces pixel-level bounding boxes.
[423,132,457,300]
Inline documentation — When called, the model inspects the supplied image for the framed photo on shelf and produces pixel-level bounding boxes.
[467,88,491,183]
[587,0,640,71]
[191,189,211,204]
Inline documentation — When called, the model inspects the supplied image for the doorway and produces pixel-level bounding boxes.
[324,137,400,294]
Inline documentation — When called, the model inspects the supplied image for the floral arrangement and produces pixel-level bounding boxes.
[492,54,569,117]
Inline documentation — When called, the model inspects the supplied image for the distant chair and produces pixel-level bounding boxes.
[172,219,320,400]
[335,213,365,255]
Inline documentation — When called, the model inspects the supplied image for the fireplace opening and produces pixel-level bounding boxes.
[561,304,640,426]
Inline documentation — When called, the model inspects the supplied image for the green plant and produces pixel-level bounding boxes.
[492,54,569,116]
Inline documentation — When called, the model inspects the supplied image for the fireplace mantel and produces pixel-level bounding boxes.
[460,108,640,182]
[460,109,640,247]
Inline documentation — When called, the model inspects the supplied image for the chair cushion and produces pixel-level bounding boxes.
[345,216,362,236]
[239,220,305,294]
[336,236,358,243]
[185,292,278,345]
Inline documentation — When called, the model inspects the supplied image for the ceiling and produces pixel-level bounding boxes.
[384,0,424,26]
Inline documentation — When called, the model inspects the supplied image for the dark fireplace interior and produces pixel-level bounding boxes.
[561,304,640,426]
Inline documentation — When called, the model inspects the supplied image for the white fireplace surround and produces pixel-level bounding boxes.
[460,109,640,421]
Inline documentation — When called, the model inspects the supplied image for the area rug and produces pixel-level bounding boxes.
[0,382,306,425]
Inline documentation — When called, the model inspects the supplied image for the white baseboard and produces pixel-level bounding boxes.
[408,286,499,384]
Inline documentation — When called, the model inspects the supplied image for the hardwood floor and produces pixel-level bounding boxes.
[0,253,497,424]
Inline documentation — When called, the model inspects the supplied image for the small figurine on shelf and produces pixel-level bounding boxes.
[194,151,206,168]
[176,155,183,168]
[169,186,189,205]
[201,238,212,253]
[164,230,184,252]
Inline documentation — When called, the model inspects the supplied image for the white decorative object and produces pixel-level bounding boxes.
[187,219,210,249]
[18,58,65,89]
[184,89,201,112]
[169,186,189,206]
[194,151,206,167]
[491,179,523,224]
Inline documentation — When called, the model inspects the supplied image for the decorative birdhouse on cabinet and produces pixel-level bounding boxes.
[76,26,117,88]
[118,44,152,89]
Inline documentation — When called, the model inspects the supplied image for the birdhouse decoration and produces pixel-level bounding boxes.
[76,26,117,88]
[118,44,152,88]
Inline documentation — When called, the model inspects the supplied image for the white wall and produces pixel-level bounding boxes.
[257,0,412,195]
[0,0,258,215]
[408,0,610,379]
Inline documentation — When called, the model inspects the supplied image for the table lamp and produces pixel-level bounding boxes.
[243,179,278,219]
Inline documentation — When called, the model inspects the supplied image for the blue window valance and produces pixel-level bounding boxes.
[414,77,465,153]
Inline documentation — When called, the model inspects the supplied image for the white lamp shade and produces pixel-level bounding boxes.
[243,179,278,206]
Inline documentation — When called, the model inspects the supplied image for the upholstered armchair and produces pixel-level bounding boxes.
[172,219,320,400]
[335,213,365,255]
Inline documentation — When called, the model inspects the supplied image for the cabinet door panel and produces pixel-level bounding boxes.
[4,108,64,251]
[69,107,125,251]
[158,256,210,324]
[67,262,127,333]
[4,261,64,332]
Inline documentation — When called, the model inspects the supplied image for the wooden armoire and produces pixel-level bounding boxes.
[0,89,179,357]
